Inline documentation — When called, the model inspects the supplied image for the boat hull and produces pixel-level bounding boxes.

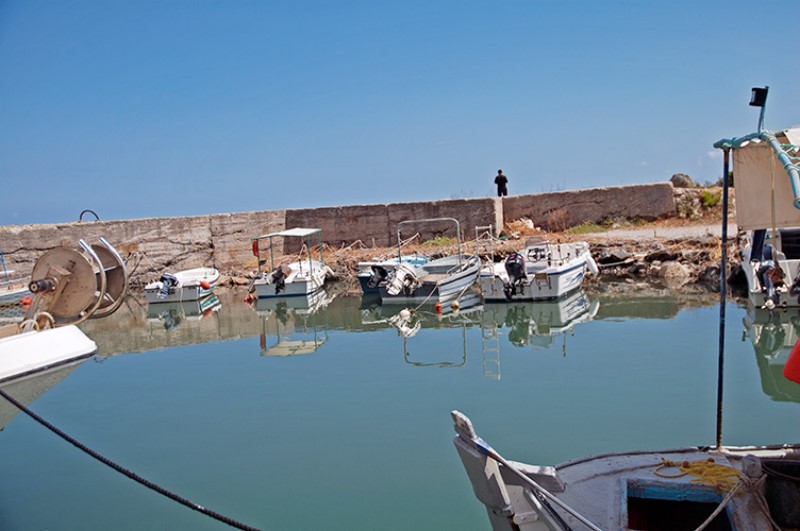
[480,240,595,302]
[0,325,97,383]
[378,256,480,305]
[252,262,327,299]
[480,261,587,301]
[145,268,219,304]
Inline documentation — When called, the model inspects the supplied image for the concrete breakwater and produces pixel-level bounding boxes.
[0,183,675,284]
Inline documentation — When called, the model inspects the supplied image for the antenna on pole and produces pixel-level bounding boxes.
[750,86,769,132]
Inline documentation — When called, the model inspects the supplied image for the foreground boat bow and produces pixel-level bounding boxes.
[452,410,799,531]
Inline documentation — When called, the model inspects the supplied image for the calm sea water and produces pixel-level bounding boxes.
[0,288,798,530]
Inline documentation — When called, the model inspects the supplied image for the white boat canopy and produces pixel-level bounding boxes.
[254,228,321,240]
[715,127,800,231]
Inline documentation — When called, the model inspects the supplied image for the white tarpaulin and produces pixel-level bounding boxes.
[734,140,800,230]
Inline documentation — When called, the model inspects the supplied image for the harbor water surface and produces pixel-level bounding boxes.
[0,289,798,530]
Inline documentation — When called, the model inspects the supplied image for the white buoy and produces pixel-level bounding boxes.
[399,308,411,319]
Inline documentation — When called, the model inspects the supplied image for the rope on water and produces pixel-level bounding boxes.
[0,387,261,531]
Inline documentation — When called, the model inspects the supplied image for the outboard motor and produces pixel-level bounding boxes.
[270,265,290,295]
[367,265,389,289]
[758,256,785,308]
[502,253,526,301]
[158,272,179,299]
[386,263,419,296]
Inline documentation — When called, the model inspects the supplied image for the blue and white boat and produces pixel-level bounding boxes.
[479,238,598,302]
[378,218,481,306]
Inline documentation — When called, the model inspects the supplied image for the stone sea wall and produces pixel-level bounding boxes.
[0,183,675,283]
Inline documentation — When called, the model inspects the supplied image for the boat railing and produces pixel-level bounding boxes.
[397,218,463,265]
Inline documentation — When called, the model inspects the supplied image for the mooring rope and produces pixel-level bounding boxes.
[0,387,261,531]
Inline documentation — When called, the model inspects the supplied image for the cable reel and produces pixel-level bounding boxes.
[24,238,129,329]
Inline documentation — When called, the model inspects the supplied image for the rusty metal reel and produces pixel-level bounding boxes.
[90,238,129,318]
[30,246,100,324]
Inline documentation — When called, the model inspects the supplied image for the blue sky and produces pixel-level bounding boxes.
[2,1,799,226]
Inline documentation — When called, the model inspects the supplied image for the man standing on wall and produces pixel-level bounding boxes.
[494,169,508,197]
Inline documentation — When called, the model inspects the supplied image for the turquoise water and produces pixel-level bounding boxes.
[0,289,798,530]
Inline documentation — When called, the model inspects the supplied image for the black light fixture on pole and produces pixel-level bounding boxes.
[750,86,769,132]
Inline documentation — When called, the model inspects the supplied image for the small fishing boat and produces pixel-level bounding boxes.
[249,228,332,299]
[452,88,800,531]
[378,218,481,305]
[714,90,800,308]
[452,410,800,531]
[144,267,219,304]
[0,238,128,382]
[479,238,598,302]
[357,254,428,294]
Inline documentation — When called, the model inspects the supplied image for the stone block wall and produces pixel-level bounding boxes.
[503,183,675,230]
[0,183,676,284]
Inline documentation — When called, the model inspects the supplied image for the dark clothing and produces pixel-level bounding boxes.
[494,173,508,197]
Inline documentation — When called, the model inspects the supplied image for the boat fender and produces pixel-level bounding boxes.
[586,254,599,275]
[252,240,259,257]
[199,280,212,290]
[434,302,442,314]
[784,337,800,384]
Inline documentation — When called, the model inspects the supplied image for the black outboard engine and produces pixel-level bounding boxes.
[158,272,179,299]
[503,253,527,301]
[368,266,389,289]
[272,266,287,295]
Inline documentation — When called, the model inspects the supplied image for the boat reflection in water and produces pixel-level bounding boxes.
[0,361,85,431]
[372,293,484,368]
[742,303,800,402]
[481,289,599,351]
[146,295,222,331]
[253,289,334,357]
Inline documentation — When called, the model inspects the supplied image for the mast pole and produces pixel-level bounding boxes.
[716,148,730,450]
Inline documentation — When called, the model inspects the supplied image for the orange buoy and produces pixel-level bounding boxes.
[244,294,254,303]
[20,296,32,307]
[434,302,442,314]
[784,337,800,384]
[252,240,259,257]
[199,280,211,290]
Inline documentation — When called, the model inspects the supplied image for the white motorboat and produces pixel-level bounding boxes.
[453,88,800,531]
[144,267,219,304]
[718,119,800,307]
[249,228,332,299]
[378,218,481,305]
[357,254,428,294]
[0,238,128,382]
[480,238,598,302]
